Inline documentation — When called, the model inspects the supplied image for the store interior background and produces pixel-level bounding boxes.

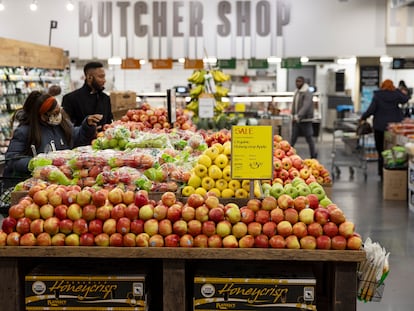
[2,0,414,130]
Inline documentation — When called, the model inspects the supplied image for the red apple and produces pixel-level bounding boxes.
[307,222,323,237]
[292,221,308,238]
[187,219,202,237]
[270,207,285,224]
[262,221,277,238]
[246,198,261,212]
[254,234,269,248]
[300,235,317,249]
[134,190,149,207]
[130,219,145,235]
[306,194,320,209]
[222,235,238,248]
[32,190,49,206]
[8,204,25,219]
[122,190,135,205]
[43,217,60,235]
[54,205,68,220]
[51,233,66,246]
[208,207,225,223]
[94,233,110,246]
[247,222,262,237]
[16,217,31,235]
[179,234,194,247]
[216,220,232,237]
[161,191,177,207]
[338,221,355,238]
[109,232,124,247]
[89,219,103,236]
[121,232,136,247]
[164,233,180,247]
[36,232,52,246]
[276,220,292,237]
[25,203,41,220]
[202,220,216,237]
[187,193,205,208]
[20,232,37,246]
[76,189,92,207]
[293,196,309,211]
[316,235,332,249]
[261,196,277,211]
[255,210,270,224]
[277,194,294,209]
[96,204,112,221]
[193,234,208,247]
[238,235,255,248]
[125,203,139,220]
[173,219,188,236]
[80,232,95,246]
[240,207,255,224]
[153,203,168,220]
[195,205,209,222]
[347,235,362,250]
[81,204,97,221]
[284,208,299,225]
[207,234,222,248]
[331,235,347,250]
[30,219,44,236]
[73,218,88,235]
[92,189,109,207]
[232,222,248,239]
[135,233,150,247]
[269,235,286,248]
[139,204,155,221]
[205,196,220,209]
[314,207,330,225]
[149,234,164,247]
[6,232,20,246]
[181,205,196,222]
[108,188,124,205]
[330,208,346,225]
[323,222,339,238]
[224,203,241,224]
[58,218,73,235]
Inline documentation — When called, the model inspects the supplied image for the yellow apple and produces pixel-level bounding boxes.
[208,188,221,197]
[181,185,195,197]
[235,188,249,198]
[204,146,220,160]
[188,174,202,188]
[194,164,208,178]
[208,165,223,180]
[223,141,231,155]
[215,179,228,191]
[201,176,215,190]
[197,154,212,168]
[242,180,250,192]
[222,165,231,181]
[212,143,224,154]
[195,187,207,197]
[221,188,235,198]
[228,179,241,191]
[214,154,229,169]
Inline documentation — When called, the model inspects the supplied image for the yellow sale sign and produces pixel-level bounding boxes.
[231,125,273,179]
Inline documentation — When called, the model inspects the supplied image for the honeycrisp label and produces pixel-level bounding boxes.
[231,125,273,179]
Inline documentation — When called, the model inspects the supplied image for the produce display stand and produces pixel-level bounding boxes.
[0,247,365,311]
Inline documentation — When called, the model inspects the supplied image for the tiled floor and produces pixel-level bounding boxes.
[1,131,413,310]
[294,132,414,311]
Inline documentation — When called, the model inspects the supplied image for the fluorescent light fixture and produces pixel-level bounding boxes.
[233,96,273,103]
[267,56,282,63]
[178,58,186,63]
[30,0,38,11]
[380,55,393,63]
[0,1,5,11]
[300,56,309,63]
[66,0,74,11]
[139,59,146,65]
[336,57,357,65]
[203,57,217,64]
[108,57,122,65]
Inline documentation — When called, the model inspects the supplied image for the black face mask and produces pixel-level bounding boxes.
[91,77,105,93]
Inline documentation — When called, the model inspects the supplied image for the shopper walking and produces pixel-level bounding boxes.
[3,92,102,178]
[290,76,317,158]
[360,79,410,177]
[62,61,113,131]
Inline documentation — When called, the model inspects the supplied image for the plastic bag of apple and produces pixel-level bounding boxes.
[1,185,361,249]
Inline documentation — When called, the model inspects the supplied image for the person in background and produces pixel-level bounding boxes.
[360,79,410,177]
[290,76,318,158]
[48,84,62,97]
[62,61,113,131]
[3,92,102,178]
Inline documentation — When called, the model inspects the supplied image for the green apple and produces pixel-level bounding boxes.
[319,196,332,207]
[283,184,298,199]
[308,181,322,190]
[270,183,284,199]
[291,177,306,187]
[311,186,326,201]
[296,184,311,197]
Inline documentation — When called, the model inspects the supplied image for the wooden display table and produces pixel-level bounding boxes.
[0,247,365,311]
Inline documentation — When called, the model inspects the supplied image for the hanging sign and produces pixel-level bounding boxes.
[281,58,302,69]
[184,59,204,69]
[248,58,269,69]
[151,59,173,69]
[218,58,237,69]
[231,125,273,180]
[121,58,141,69]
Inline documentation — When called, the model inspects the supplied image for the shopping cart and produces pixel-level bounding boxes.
[330,119,369,181]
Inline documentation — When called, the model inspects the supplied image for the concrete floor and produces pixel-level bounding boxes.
[294,132,414,311]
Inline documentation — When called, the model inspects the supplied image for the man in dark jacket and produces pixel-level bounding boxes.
[62,62,113,130]
[290,76,317,159]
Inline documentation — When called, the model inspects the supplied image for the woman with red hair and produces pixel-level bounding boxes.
[360,79,410,177]
[3,91,103,178]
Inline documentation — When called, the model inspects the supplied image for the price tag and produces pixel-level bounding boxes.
[198,97,215,118]
[231,125,273,179]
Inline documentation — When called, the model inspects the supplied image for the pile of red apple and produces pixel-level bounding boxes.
[0,185,361,250]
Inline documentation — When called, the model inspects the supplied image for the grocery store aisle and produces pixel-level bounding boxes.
[295,133,414,311]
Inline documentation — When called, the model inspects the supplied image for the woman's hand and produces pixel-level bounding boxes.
[87,114,103,127]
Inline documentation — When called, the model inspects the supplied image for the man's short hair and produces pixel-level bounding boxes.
[84,62,104,75]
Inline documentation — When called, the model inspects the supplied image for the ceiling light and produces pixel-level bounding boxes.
[66,0,74,11]
[0,1,5,11]
[30,0,38,11]
[108,57,122,65]
[336,57,357,65]
[380,55,393,63]
[267,56,282,63]
[139,59,146,65]
[300,56,309,63]
[203,57,217,65]
[178,58,186,63]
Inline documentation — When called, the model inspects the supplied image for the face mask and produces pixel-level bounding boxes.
[47,112,62,125]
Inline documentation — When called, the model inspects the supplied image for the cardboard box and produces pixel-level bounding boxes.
[25,265,147,310]
[383,168,407,200]
[193,276,316,310]
[110,91,137,111]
